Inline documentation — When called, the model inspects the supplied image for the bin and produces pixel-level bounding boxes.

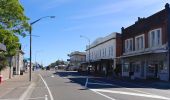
[20,70,23,75]
[0,75,3,84]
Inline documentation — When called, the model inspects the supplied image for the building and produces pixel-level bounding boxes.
[68,51,86,70]
[121,3,170,81]
[13,46,24,75]
[86,32,121,76]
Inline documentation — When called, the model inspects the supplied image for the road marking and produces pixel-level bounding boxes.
[26,96,45,100]
[39,74,54,100]
[91,79,155,95]
[85,77,88,87]
[90,89,116,100]
[88,82,113,86]
[19,82,35,100]
[92,89,170,100]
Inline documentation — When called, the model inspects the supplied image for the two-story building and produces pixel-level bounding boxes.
[68,51,86,70]
[86,33,121,76]
[121,3,170,81]
[13,45,24,75]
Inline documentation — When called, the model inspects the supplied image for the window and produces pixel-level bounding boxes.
[123,63,129,72]
[108,46,113,56]
[111,46,113,56]
[149,28,162,48]
[100,49,101,57]
[104,48,106,56]
[135,34,144,51]
[125,38,133,53]
[158,61,168,73]
[102,49,104,57]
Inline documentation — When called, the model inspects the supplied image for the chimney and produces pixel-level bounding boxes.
[121,27,124,33]
[138,17,141,21]
[165,3,170,9]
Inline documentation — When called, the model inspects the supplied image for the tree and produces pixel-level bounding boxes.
[0,0,29,36]
[0,53,8,72]
[0,0,29,76]
[0,29,20,77]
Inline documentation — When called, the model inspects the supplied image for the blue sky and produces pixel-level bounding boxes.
[20,0,169,66]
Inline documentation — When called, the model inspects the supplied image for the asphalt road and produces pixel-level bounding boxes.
[29,70,170,100]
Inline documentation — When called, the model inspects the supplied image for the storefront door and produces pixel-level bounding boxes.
[147,63,158,79]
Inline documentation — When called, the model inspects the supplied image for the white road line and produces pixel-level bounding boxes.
[92,89,170,100]
[19,82,35,100]
[91,79,156,95]
[26,96,45,100]
[85,77,88,87]
[85,77,116,100]
[88,82,113,86]
[39,74,54,100]
[90,89,116,100]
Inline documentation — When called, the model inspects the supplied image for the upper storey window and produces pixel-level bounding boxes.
[125,38,133,53]
[149,28,162,48]
[135,34,145,51]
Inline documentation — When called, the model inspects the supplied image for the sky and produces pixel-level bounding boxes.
[19,0,169,66]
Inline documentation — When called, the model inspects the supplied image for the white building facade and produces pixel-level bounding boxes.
[68,51,86,70]
[86,33,121,76]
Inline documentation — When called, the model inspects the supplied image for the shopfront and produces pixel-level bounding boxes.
[122,53,169,81]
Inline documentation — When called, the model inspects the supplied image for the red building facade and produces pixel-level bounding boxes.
[121,3,170,81]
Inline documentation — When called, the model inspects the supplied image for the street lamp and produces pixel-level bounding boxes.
[80,35,91,74]
[29,16,55,81]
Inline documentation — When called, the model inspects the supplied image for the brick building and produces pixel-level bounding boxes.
[121,3,170,81]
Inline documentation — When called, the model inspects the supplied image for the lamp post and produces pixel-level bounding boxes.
[80,35,91,74]
[29,16,55,81]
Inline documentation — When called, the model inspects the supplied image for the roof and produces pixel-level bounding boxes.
[69,51,86,56]
[122,3,169,36]
[86,32,120,50]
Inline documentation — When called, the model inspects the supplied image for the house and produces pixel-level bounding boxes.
[68,51,86,70]
[13,46,24,75]
[121,3,170,81]
[85,32,121,76]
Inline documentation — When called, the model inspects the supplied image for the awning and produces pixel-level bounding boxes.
[0,43,6,51]
[121,49,167,58]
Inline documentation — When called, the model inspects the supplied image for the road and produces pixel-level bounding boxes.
[28,70,170,100]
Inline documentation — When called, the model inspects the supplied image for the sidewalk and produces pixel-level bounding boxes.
[0,72,39,100]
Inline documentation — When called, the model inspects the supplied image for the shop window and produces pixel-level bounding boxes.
[123,63,129,72]
[131,63,140,73]
[159,61,168,73]
[135,64,140,72]
[148,64,155,73]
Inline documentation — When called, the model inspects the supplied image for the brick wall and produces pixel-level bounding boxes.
[1,67,10,81]
[116,33,122,57]
[122,7,169,52]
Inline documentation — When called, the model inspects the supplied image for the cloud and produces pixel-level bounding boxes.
[70,0,163,20]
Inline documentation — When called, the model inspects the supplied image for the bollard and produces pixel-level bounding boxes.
[45,95,48,100]
[0,75,3,84]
